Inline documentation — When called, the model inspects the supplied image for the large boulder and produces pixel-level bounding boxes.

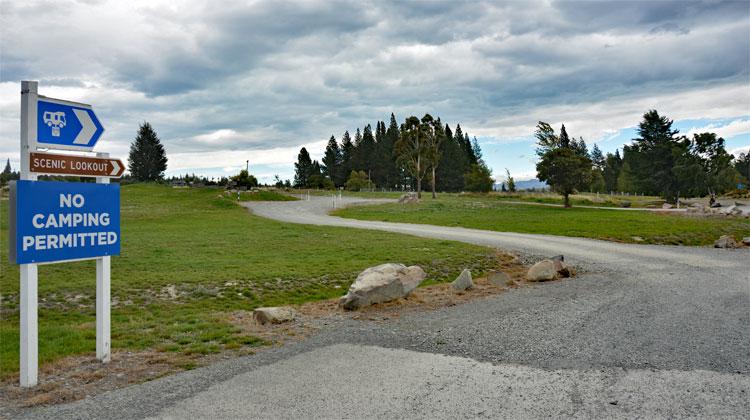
[451,269,473,291]
[398,193,420,204]
[527,260,557,282]
[253,307,296,325]
[340,263,426,310]
[714,235,740,249]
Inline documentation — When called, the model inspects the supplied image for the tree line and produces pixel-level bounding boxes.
[294,113,494,196]
[536,109,749,206]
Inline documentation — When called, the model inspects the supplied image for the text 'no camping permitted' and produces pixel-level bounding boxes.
[9,180,121,264]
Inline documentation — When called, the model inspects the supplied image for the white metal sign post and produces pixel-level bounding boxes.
[13,81,120,387]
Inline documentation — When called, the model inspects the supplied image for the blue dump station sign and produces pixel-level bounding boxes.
[9,180,120,264]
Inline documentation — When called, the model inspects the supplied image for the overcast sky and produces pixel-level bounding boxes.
[1,0,749,183]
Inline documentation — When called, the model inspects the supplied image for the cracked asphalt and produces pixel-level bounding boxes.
[17,196,750,419]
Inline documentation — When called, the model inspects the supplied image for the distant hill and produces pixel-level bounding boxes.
[494,178,548,191]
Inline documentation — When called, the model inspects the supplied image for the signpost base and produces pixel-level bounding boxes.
[20,264,38,388]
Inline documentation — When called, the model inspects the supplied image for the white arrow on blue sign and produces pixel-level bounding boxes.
[36,96,104,151]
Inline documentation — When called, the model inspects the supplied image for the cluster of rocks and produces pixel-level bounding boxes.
[254,257,579,320]
[687,202,750,218]
[714,235,750,249]
[398,192,420,204]
[526,255,576,282]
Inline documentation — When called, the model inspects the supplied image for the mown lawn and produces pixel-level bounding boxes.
[0,184,497,377]
[333,195,750,246]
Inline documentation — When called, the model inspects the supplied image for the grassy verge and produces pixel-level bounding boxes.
[332,195,750,246]
[0,184,497,377]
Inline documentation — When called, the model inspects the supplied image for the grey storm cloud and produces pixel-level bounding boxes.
[0,0,748,175]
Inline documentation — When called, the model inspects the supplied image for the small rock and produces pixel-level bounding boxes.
[451,269,473,291]
[398,192,420,204]
[742,237,750,246]
[714,235,739,249]
[163,285,177,299]
[253,307,296,325]
[620,201,631,208]
[488,271,511,286]
[527,260,557,282]
[553,260,576,278]
[662,203,674,209]
[710,201,722,208]
[631,236,645,242]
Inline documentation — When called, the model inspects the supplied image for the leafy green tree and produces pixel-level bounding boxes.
[464,162,494,192]
[395,116,429,198]
[505,168,516,192]
[294,147,313,187]
[128,122,168,181]
[688,132,739,196]
[735,152,750,183]
[345,170,373,191]
[535,122,593,207]
[233,170,258,189]
[321,135,342,186]
[421,114,445,199]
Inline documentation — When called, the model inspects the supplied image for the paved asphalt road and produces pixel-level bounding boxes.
[20,197,750,419]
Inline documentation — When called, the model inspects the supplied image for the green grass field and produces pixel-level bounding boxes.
[333,195,750,246]
[0,184,498,378]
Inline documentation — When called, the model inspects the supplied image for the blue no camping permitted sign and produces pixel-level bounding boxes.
[9,180,120,264]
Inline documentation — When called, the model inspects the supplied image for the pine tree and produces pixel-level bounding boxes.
[436,124,466,192]
[624,110,682,201]
[340,131,354,186]
[535,122,593,207]
[128,122,168,181]
[359,124,376,177]
[321,135,342,186]
[590,144,605,169]
[294,147,313,187]
[384,114,401,188]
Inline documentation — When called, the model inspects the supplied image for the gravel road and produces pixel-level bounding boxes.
[18,196,750,419]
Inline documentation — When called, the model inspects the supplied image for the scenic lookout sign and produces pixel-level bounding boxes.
[9,81,122,387]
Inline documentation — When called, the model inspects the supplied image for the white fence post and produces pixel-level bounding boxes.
[96,153,112,363]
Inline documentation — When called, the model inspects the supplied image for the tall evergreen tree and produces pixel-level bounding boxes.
[384,113,401,188]
[535,122,593,207]
[436,124,466,192]
[294,147,313,187]
[590,144,605,169]
[321,135,342,186]
[359,124,377,177]
[623,110,684,202]
[603,150,623,192]
[128,122,168,181]
[340,130,354,185]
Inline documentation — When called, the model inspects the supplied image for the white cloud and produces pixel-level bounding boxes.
[686,119,750,139]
